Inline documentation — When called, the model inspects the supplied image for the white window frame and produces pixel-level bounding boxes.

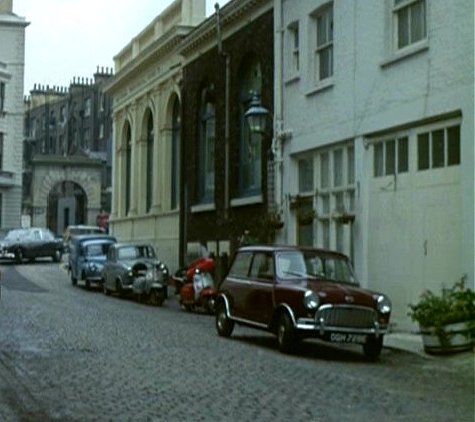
[287,21,300,79]
[294,141,355,256]
[373,136,409,178]
[312,3,334,83]
[0,82,5,113]
[416,123,461,171]
[393,0,427,51]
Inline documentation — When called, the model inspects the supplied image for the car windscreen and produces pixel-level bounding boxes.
[85,243,111,257]
[4,229,27,241]
[276,251,357,284]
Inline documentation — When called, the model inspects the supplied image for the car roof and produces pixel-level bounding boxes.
[81,238,116,245]
[70,234,116,244]
[236,244,348,258]
[66,225,103,230]
[112,242,153,249]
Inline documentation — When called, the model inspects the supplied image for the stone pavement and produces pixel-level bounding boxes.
[384,331,475,371]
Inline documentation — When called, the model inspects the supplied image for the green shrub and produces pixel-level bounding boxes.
[408,278,475,347]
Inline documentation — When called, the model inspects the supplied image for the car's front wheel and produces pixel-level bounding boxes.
[15,249,24,264]
[216,302,234,337]
[149,289,165,306]
[363,335,383,360]
[103,280,111,296]
[276,313,297,354]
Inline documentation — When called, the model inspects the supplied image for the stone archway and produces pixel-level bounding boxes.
[48,181,88,235]
[31,158,102,235]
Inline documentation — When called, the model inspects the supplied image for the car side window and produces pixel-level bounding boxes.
[228,252,253,278]
[250,253,274,280]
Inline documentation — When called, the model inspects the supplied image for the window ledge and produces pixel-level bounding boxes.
[305,78,334,97]
[230,195,263,207]
[285,75,300,85]
[380,40,429,68]
[191,203,216,213]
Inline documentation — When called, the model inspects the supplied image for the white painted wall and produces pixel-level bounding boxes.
[277,0,474,330]
[0,7,28,228]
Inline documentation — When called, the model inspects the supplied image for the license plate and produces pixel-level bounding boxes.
[329,333,367,344]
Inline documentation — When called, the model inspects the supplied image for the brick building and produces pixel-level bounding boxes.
[23,68,113,234]
[179,0,274,268]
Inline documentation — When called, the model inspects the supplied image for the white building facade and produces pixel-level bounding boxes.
[0,0,28,229]
[275,0,474,330]
[106,0,206,271]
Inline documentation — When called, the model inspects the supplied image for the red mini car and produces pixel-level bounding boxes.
[215,245,391,359]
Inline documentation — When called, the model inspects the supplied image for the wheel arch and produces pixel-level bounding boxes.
[216,293,231,317]
[270,304,297,332]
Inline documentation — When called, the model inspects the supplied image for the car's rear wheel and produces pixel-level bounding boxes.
[52,250,62,263]
[276,313,297,354]
[363,336,383,360]
[203,296,216,314]
[216,302,234,337]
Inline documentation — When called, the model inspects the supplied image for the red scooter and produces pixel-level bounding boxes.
[172,257,217,314]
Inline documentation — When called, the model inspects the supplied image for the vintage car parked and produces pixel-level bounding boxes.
[68,234,117,289]
[102,243,169,306]
[215,245,392,359]
[0,227,63,264]
[63,225,105,252]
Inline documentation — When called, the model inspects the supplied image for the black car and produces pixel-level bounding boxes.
[102,243,169,305]
[0,227,63,264]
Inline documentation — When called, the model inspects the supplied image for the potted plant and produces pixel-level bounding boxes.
[332,211,355,224]
[267,212,284,230]
[297,208,316,225]
[408,278,475,354]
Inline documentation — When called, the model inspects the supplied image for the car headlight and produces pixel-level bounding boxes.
[127,268,133,277]
[376,294,391,314]
[88,263,98,273]
[303,290,319,310]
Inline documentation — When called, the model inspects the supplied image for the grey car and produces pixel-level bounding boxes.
[102,243,169,305]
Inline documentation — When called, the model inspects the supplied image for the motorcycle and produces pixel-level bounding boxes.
[172,257,217,314]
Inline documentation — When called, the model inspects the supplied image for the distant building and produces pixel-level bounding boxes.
[106,0,207,271]
[23,68,113,235]
[0,0,28,229]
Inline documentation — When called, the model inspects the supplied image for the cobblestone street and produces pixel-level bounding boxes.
[0,260,473,422]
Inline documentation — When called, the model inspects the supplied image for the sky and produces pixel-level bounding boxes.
[12,0,230,95]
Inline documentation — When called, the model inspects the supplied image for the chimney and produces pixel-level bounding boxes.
[0,0,13,14]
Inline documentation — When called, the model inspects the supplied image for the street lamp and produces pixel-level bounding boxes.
[244,92,270,135]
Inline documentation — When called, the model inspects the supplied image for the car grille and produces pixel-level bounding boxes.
[315,305,377,329]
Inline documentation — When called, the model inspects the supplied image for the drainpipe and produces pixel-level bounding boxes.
[274,0,292,241]
[215,3,230,220]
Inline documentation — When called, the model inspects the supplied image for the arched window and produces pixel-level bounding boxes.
[145,111,154,212]
[239,57,262,197]
[124,122,132,215]
[197,86,215,204]
[171,98,181,210]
